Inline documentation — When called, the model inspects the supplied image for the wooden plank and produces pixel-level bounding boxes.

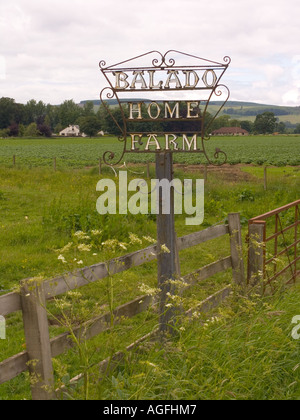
[0,351,29,384]
[50,294,154,358]
[29,224,230,301]
[183,256,232,288]
[20,280,55,400]
[43,244,158,299]
[228,213,246,286]
[0,292,22,316]
[177,224,229,251]
[185,285,232,317]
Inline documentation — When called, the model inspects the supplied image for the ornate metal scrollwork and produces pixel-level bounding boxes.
[99,50,231,167]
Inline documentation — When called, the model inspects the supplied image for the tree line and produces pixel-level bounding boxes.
[0,96,299,138]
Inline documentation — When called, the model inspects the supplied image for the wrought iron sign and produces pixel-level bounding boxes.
[99,50,231,166]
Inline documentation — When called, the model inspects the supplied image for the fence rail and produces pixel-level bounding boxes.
[247,199,300,287]
[0,213,244,400]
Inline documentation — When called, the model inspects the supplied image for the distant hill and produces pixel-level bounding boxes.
[79,100,300,127]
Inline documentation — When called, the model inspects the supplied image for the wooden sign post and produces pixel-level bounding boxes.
[155,152,177,332]
[99,50,231,334]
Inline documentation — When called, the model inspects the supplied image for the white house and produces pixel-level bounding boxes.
[59,125,87,137]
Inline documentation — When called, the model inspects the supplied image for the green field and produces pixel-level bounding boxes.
[0,136,300,400]
[0,135,300,167]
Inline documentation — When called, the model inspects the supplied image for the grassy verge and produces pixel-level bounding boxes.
[0,162,299,399]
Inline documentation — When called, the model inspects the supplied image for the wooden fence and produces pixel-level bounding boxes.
[0,213,245,400]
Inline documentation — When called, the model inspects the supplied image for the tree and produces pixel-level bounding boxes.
[82,101,95,117]
[8,122,19,137]
[79,116,102,137]
[0,97,21,129]
[240,120,254,133]
[24,99,46,125]
[38,122,52,137]
[276,121,286,134]
[24,122,39,137]
[294,124,300,134]
[58,100,82,127]
[254,112,277,134]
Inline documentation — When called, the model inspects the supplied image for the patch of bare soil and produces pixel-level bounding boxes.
[174,163,256,182]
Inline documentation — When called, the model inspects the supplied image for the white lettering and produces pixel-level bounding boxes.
[130,71,147,89]
[164,102,180,119]
[183,70,200,88]
[182,134,198,151]
[114,71,130,90]
[165,70,182,89]
[145,134,161,151]
[128,102,143,120]
[147,102,161,120]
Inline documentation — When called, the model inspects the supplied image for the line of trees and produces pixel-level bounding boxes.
[0,97,103,138]
[0,96,297,138]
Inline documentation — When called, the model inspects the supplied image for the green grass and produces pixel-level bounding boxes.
[1,135,300,167]
[92,284,300,400]
[0,149,299,399]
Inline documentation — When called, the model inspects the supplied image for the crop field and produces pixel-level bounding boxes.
[0,135,300,167]
[0,135,299,400]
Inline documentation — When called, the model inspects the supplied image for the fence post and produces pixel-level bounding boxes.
[247,222,265,289]
[20,280,54,400]
[264,166,267,191]
[99,158,102,176]
[204,164,207,181]
[228,213,245,287]
[155,152,177,334]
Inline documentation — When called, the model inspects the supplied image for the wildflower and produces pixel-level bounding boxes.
[67,291,82,299]
[74,231,90,241]
[143,236,156,244]
[139,284,160,296]
[77,260,84,265]
[91,230,102,236]
[78,243,92,252]
[59,242,73,254]
[58,254,67,264]
[129,233,142,245]
[161,244,170,254]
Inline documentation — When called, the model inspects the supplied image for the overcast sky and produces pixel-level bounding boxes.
[1,0,300,106]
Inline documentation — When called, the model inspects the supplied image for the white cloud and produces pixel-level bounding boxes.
[0,0,300,106]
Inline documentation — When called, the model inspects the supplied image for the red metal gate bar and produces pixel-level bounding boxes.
[248,200,300,286]
[248,200,300,223]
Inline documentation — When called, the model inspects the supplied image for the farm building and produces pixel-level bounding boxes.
[59,125,87,137]
[211,127,249,136]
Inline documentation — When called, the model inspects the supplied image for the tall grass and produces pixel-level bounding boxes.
[0,163,299,399]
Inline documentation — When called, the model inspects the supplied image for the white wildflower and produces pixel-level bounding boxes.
[143,236,156,244]
[74,231,90,240]
[129,233,142,245]
[59,242,73,253]
[78,243,92,252]
[161,244,170,254]
[58,254,67,264]
[91,229,102,236]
